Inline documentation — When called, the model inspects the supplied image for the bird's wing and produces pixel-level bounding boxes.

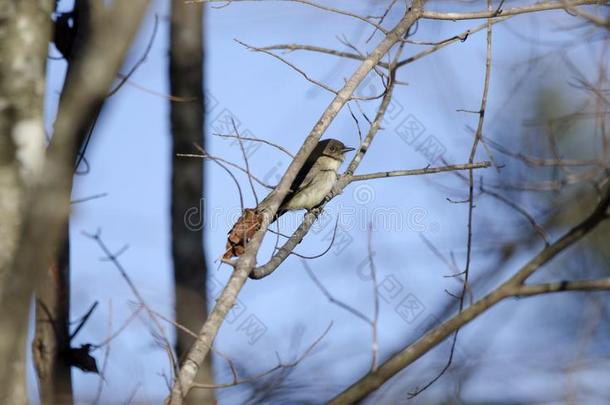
[291,156,318,192]
[273,154,318,217]
[257,145,321,218]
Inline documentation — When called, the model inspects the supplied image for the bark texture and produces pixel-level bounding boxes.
[33,238,73,404]
[32,2,94,400]
[0,1,150,401]
[0,1,55,401]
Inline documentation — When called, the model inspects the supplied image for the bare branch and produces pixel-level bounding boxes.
[189,0,388,33]
[83,230,177,377]
[367,226,380,372]
[302,260,372,324]
[237,40,387,101]
[480,185,551,246]
[107,15,160,97]
[349,161,491,182]
[237,39,340,96]
[289,216,339,260]
[191,322,332,390]
[514,278,610,296]
[329,184,610,404]
[421,0,605,20]
[250,53,404,280]
[396,17,511,68]
[408,2,496,397]
[231,118,259,205]
[213,133,294,158]
[167,3,427,401]
[259,44,390,69]
[178,150,274,190]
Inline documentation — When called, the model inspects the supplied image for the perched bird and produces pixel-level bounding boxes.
[224,138,355,258]
[262,138,355,217]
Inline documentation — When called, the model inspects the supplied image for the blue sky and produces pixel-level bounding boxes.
[32,1,609,403]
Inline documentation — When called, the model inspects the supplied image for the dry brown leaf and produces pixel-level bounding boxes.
[223,208,263,259]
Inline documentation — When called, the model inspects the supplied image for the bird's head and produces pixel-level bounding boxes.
[317,139,355,162]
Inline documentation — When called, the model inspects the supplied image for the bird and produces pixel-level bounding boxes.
[262,138,355,217]
[223,138,355,258]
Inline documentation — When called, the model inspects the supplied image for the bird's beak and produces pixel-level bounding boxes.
[342,146,355,153]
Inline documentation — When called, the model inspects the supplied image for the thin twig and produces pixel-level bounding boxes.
[70,301,99,340]
[236,39,386,101]
[213,133,294,158]
[480,184,551,246]
[259,44,388,68]
[177,151,274,189]
[231,118,259,205]
[189,0,388,32]
[107,15,159,97]
[289,216,339,260]
[191,322,333,390]
[421,0,604,20]
[71,193,109,205]
[349,161,491,182]
[236,40,340,96]
[193,143,246,211]
[83,230,178,378]
[302,260,372,324]
[396,17,511,68]
[408,2,494,397]
[367,224,380,372]
[93,301,113,405]
[92,305,143,349]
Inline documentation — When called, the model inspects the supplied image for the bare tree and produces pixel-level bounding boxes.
[32,2,94,401]
[0,2,55,401]
[0,1,149,401]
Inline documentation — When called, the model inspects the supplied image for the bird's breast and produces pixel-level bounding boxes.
[282,170,337,210]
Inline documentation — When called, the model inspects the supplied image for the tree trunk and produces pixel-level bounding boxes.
[0,1,55,401]
[169,1,214,403]
[32,2,95,401]
[33,237,73,404]
[1,1,150,402]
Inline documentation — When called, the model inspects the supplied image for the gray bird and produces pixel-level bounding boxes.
[260,138,355,220]
[223,139,354,259]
